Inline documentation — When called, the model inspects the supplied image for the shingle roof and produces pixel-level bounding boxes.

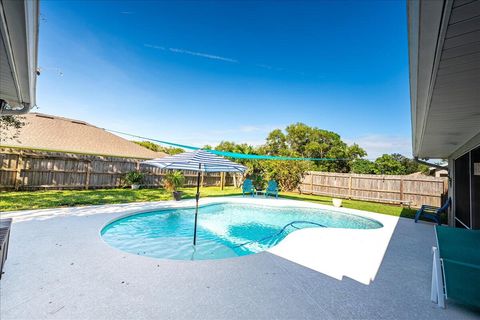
[0,113,167,159]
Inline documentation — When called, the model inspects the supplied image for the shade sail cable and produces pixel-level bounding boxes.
[105,128,350,161]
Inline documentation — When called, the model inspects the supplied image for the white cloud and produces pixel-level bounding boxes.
[345,134,412,159]
[168,48,238,63]
[144,44,238,63]
[238,125,277,133]
[144,44,166,50]
[255,64,284,72]
[144,44,306,75]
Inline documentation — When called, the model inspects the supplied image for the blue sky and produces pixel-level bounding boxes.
[37,0,411,158]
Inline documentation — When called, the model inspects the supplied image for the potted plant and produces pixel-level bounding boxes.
[251,174,266,192]
[125,171,144,189]
[332,198,343,207]
[164,171,185,201]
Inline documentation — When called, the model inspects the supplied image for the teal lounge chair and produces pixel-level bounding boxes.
[242,179,255,197]
[415,198,451,225]
[265,180,279,198]
[431,226,480,308]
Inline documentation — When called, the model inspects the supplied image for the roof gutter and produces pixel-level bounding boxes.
[414,157,448,171]
[0,0,39,115]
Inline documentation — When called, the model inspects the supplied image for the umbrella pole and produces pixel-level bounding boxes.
[193,164,201,246]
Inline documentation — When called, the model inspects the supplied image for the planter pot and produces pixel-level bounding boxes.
[173,191,183,201]
[131,184,140,190]
[332,198,343,207]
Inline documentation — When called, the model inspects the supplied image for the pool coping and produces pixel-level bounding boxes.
[98,198,386,263]
[3,196,400,285]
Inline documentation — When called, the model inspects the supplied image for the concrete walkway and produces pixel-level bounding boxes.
[1,198,478,319]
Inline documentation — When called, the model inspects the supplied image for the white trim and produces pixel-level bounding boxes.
[451,140,480,161]
[0,0,39,114]
[454,216,470,229]
[469,151,472,229]
[0,1,23,105]
[416,0,453,157]
[408,0,449,157]
[448,159,454,226]
[24,0,39,110]
[431,246,445,308]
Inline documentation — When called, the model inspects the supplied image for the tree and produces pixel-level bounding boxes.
[0,115,26,142]
[263,123,366,173]
[351,154,430,175]
[351,159,376,174]
[374,154,406,175]
[260,160,313,191]
[209,140,314,191]
[133,141,184,155]
[391,153,429,174]
[263,129,287,155]
[215,141,256,155]
[214,141,258,168]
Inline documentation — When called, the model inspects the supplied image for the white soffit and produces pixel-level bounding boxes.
[0,0,39,115]
[409,0,480,159]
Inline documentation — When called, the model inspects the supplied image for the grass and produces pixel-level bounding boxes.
[0,187,419,221]
[280,192,418,220]
[0,187,241,212]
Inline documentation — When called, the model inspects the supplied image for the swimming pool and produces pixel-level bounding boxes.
[101,202,383,260]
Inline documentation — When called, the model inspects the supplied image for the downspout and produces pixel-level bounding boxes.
[413,157,448,171]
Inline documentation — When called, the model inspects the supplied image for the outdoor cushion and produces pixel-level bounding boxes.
[436,226,480,308]
[436,226,480,266]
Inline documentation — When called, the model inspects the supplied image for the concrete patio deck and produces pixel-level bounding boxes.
[1,197,478,319]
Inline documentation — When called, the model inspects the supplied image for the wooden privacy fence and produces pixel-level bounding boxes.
[1,148,448,208]
[299,171,448,208]
[0,148,235,191]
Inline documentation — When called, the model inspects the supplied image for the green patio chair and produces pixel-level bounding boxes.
[415,198,451,225]
[431,226,480,309]
[265,180,279,198]
[242,179,255,197]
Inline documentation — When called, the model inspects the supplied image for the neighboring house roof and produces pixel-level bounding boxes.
[408,0,480,159]
[0,113,167,159]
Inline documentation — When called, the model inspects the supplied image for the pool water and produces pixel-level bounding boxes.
[101,203,382,260]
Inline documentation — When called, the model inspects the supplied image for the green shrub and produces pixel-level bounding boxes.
[163,171,185,192]
[124,171,145,185]
[260,160,313,192]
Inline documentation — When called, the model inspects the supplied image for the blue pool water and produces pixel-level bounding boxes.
[101,203,382,260]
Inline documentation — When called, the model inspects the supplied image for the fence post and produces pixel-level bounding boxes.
[85,161,92,190]
[14,152,23,190]
[348,174,352,199]
[310,172,314,194]
[220,172,225,190]
[442,179,448,207]
[400,177,404,204]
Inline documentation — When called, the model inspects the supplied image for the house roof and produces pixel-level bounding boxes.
[0,0,39,114]
[408,0,480,159]
[0,113,167,159]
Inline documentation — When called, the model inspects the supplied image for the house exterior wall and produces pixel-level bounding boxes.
[448,140,480,229]
[448,159,455,227]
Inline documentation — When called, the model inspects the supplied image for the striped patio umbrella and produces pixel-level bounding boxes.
[142,149,247,245]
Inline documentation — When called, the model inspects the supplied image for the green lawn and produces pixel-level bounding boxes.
[0,187,420,221]
[280,192,419,220]
[0,187,241,212]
